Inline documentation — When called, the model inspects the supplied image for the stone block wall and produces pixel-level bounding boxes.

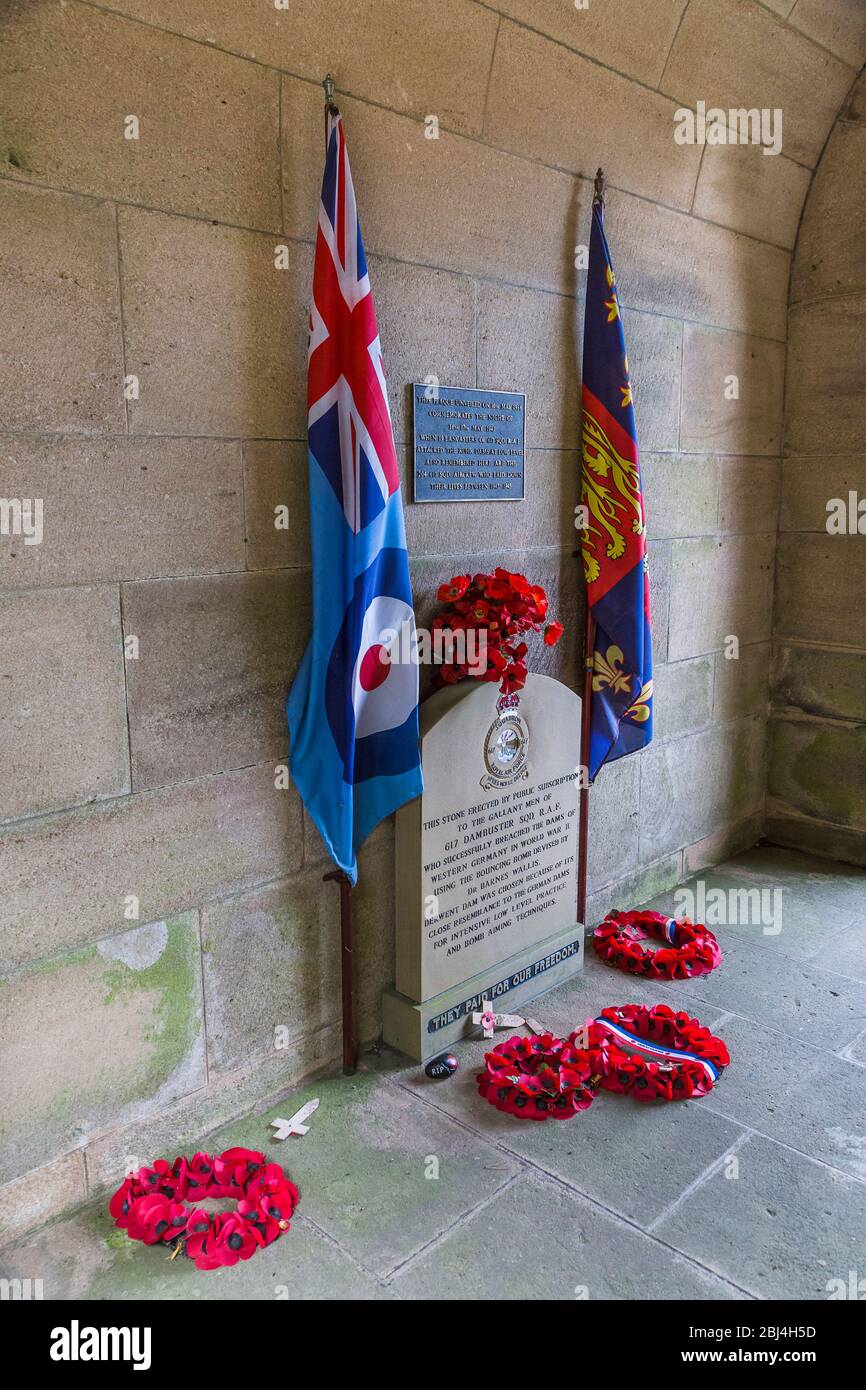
[1,0,864,1241]
[770,68,866,865]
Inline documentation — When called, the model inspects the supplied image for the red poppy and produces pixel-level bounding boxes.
[602,1051,647,1095]
[437,575,470,602]
[185,1152,215,1195]
[499,661,528,695]
[633,1067,673,1102]
[544,620,564,646]
[440,662,467,683]
[134,1193,174,1245]
[529,585,548,617]
[248,1164,299,1206]
[187,1215,225,1272]
[201,1213,265,1268]
[483,578,512,602]
[183,1217,213,1265]
[108,1178,139,1229]
[166,1155,190,1199]
[502,640,528,661]
[695,1034,730,1069]
[671,1061,704,1100]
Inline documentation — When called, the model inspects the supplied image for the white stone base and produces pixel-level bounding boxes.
[382,921,585,1062]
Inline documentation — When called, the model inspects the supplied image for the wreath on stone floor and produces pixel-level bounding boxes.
[109,1147,298,1271]
[477,1005,729,1122]
[593,910,723,979]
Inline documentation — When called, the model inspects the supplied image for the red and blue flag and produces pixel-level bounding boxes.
[580,201,653,780]
[287,112,422,883]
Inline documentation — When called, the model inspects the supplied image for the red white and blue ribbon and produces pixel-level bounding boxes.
[594,1013,720,1084]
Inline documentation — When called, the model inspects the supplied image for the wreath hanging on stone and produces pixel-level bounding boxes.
[434,568,563,694]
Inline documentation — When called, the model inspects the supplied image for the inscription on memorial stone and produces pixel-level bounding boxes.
[422,770,576,988]
[395,674,581,1003]
[412,384,525,502]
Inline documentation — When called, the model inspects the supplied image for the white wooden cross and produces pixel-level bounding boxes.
[270,1097,319,1140]
[471,1000,547,1039]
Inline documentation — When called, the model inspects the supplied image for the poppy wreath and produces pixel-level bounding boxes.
[433,569,564,695]
[591,1004,730,1101]
[109,1147,299,1271]
[593,909,723,980]
[476,1006,729,1120]
[476,1031,604,1122]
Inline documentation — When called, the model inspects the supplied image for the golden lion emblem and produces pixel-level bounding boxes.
[580,411,644,584]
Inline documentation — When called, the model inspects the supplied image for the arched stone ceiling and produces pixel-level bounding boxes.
[5,0,851,374]
[58,0,866,248]
[770,64,866,865]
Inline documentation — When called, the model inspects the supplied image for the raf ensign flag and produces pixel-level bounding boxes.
[580,200,653,779]
[286,111,422,883]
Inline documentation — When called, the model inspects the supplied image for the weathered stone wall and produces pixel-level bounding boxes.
[770,67,866,865]
[1,0,863,1240]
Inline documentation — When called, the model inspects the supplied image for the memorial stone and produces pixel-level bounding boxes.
[383,673,585,1060]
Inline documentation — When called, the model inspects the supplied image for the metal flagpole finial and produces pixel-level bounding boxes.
[322,74,339,153]
[593,167,605,208]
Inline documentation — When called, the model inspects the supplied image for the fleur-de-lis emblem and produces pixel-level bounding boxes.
[619,353,633,408]
[603,263,620,322]
[592,644,633,695]
[623,679,653,723]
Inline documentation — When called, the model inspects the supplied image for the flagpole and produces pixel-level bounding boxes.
[323,71,338,141]
[577,613,595,926]
[576,167,605,928]
[323,866,355,1075]
[320,72,357,1077]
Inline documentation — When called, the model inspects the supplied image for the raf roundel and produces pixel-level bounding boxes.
[352,593,418,739]
[325,546,421,785]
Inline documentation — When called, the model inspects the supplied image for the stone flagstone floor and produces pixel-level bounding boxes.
[2,845,865,1301]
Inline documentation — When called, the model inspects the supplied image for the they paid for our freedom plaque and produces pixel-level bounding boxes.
[413,384,525,503]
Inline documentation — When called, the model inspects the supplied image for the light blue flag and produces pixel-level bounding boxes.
[286,112,422,885]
